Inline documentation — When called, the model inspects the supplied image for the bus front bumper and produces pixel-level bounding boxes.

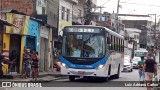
[60,66,108,77]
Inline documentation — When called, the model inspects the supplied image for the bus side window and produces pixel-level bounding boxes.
[120,39,122,52]
[111,35,113,50]
[106,32,110,50]
[114,37,116,51]
[123,40,124,52]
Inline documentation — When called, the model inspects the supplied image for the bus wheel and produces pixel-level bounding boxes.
[115,64,120,79]
[69,76,75,81]
[103,77,109,82]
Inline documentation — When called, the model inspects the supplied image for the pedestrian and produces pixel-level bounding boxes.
[53,47,60,72]
[8,50,17,73]
[32,52,39,80]
[23,49,32,78]
[137,56,145,83]
[20,49,27,78]
[143,54,157,90]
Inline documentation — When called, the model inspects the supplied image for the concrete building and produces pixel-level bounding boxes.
[0,0,59,72]
[72,0,84,25]
[122,20,152,49]
[58,0,75,36]
[34,0,59,72]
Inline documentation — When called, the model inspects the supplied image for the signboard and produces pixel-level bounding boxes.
[59,20,72,35]
[65,27,102,33]
[6,13,29,35]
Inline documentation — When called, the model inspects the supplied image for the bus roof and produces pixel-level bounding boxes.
[64,25,124,39]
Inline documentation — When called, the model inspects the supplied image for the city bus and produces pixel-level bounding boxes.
[132,48,148,68]
[59,25,124,81]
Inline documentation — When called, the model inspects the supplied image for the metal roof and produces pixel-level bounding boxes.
[0,19,17,27]
[0,8,26,15]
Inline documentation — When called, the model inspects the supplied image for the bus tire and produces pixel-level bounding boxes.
[115,64,120,79]
[108,65,111,76]
[69,76,75,81]
[103,77,109,82]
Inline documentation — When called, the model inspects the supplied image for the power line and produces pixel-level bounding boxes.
[120,1,160,8]
[100,0,112,6]
[94,0,111,12]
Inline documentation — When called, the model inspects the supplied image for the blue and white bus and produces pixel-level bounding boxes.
[59,25,124,81]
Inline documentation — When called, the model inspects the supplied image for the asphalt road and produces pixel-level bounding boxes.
[2,69,149,90]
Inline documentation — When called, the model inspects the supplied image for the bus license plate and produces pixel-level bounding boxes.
[78,71,85,75]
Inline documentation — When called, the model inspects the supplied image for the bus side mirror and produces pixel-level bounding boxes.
[107,37,111,44]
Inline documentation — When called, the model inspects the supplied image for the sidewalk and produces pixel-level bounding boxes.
[0,69,68,82]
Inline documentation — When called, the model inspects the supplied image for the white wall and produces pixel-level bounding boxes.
[72,0,84,24]
[59,0,73,23]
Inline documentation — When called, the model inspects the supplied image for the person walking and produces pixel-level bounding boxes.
[32,52,39,80]
[23,49,32,78]
[143,54,157,90]
[137,56,145,83]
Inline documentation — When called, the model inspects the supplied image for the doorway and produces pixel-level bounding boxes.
[9,35,21,73]
[26,36,36,51]
[40,38,48,71]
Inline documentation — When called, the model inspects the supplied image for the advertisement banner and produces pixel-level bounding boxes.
[59,20,72,36]
[6,13,29,35]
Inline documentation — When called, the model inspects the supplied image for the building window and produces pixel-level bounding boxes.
[61,6,65,20]
[36,0,47,14]
[78,9,82,17]
[98,16,105,21]
[134,35,137,39]
[66,9,70,21]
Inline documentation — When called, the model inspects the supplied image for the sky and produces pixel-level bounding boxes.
[97,0,160,21]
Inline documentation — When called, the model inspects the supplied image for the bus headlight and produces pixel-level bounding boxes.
[97,65,105,69]
[62,63,66,67]
[61,63,68,68]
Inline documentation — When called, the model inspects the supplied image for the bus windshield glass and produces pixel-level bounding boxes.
[62,34,105,58]
[135,52,147,57]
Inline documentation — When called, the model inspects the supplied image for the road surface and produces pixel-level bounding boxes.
[1,69,149,90]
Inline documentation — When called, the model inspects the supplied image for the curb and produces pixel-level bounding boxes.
[0,75,68,82]
[29,76,68,82]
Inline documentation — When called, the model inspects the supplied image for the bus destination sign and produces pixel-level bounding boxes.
[65,27,101,33]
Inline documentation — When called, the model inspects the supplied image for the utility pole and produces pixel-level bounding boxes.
[116,0,120,33]
[84,0,92,25]
[148,14,157,59]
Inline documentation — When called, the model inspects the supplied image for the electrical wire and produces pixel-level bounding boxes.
[94,0,111,12]
[120,1,160,8]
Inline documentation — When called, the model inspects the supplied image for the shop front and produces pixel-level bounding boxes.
[39,26,49,72]
[24,19,39,52]
[0,19,15,74]
[3,13,30,74]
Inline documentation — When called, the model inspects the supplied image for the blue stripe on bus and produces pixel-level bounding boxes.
[59,56,108,69]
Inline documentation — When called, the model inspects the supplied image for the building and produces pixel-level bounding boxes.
[0,0,59,73]
[92,12,125,35]
[0,19,17,74]
[0,11,30,73]
[72,0,84,25]
[58,0,74,36]
[122,20,152,49]
[34,0,59,72]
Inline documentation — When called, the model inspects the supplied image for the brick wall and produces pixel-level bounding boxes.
[0,0,34,15]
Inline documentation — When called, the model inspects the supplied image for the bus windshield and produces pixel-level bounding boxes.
[62,34,105,58]
[135,52,147,57]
